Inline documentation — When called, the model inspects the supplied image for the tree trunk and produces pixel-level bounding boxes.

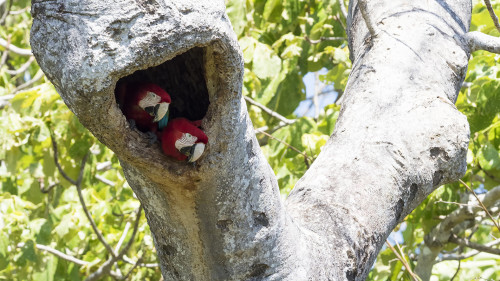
[30,0,471,280]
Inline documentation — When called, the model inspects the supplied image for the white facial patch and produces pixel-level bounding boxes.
[138,91,161,109]
[175,133,198,151]
[189,143,205,162]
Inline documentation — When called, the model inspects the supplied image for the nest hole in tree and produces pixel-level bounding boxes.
[115,47,210,130]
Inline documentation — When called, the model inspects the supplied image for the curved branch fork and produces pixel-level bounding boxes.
[31,0,472,280]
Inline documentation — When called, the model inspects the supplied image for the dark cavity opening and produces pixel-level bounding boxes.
[115,47,209,126]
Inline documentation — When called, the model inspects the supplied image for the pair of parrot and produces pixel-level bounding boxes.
[116,82,207,162]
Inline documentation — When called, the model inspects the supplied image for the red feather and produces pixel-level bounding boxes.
[160,118,208,161]
[116,82,171,132]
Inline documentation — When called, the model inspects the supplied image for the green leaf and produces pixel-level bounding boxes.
[32,254,57,281]
[226,0,246,36]
[477,142,500,170]
[18,240,37,265]
[239,36,256,64]
[262,0,283,23]
[267,70,305,116]
[0,231,8,258]
[10,89,40,113]
[252,43,282,79]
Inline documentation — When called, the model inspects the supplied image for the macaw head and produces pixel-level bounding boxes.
[138,84,171,128]
[174,132,206,162]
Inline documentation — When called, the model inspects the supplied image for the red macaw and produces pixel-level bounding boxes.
[116,82,171,132]
[160,118,208,162]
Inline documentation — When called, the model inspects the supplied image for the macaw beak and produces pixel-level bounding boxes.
[153,102,170,123]
[145,102,170,123]
[179,143,205,162]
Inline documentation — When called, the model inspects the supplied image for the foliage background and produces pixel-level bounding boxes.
[0,0,498,280]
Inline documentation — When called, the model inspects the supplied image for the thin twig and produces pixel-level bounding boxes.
[313,72,320,120]
[51,134,78,185]
[36,244,89,266]
[0,36,9,69]
[459,179,500,233]
[244,96,295,125]
[122,255,143,280]
[484,0,500,34]
[74,156,118,259]
[115,222,132,254]
[259,130,313,168]
[386,240,421,281]
[358,0,376,37]
[434,200,478,207]
[95,174,116,187]
[450,260,461,281]
[11,69,44,94]
[0,37,32,56]
[440,239,500,261]
[0,94,14,109]
[338,0,348,20]
[38,178,59,193]
[51,135,118,259]
[85,206,142,281]
[122,256,159,268]
[5,56,35,75]
[119,205,142,257]
[0,0,12,26]
[96,161,112,171]
[448,234,500,255]
[304,35,347,44]
[255,121,290,135]
[334,13,347,32]
[9,7,29,15]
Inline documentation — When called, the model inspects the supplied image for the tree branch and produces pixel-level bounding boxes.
[5,55,35,75]
[243,96,295,125]
[84,205,142,281]
[51,135,118,259]
[115,222,132,254]
[259,130,313,168]
[358,0,376,37]
[484,0,500,34]
[95,174,116,187]
[0,0,11,26]
[416,185,500,278]
[465,31,500,53]
[304,35,347,44]
[448,234,500,255]
[254,121,290,135]
[122,255,159,268]
[313,72,320,120]
[338,0,347,20]
[0,37,32,56]
[11,69,44,94]
[0,37,9,69]
[460,179,500,233]
[439,238,500,261]
[450,260,460,281]
[122,255,143,280]
[386,240,420,281]
[38,178,59,193]
[36,244,89,266]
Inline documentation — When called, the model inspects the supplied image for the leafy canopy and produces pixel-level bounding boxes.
[0,0,499,280]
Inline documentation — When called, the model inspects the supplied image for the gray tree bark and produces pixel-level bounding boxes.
[30,0,472,280]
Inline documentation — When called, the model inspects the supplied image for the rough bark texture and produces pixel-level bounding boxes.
[30,0,472,280]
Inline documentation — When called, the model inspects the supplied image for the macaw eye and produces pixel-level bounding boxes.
[185,133,192,138]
